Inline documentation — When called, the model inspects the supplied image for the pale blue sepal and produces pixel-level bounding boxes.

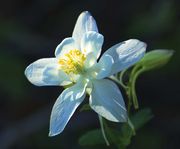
[89,79,127,122]
[25,58,71,86]
[98,39,146,78]
[49,81,87,136]
[43,66,71,86]
[72,11,98,45]
[96,54,114,79]
[55,37,78,58]
[81,31,104,59]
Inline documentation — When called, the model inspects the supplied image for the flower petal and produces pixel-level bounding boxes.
[25,58,71,86]
[98,39,146,78]
[72,11,98,45]
[81,31,104,59]
[96,54,114,79]
[49,81,87,136]
[55,37,78,58]
[90,79,127,122]
[84,52,97,69]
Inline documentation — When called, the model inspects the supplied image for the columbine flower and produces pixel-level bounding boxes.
[25,11,146,136]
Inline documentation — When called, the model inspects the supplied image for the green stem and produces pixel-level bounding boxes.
[127,118,136,136]
[109,75,128,90]
[119,69,128,87]
[130,65,141,78]
[98,115,110,146]
[129,67,145,109]
[126,89,132,114]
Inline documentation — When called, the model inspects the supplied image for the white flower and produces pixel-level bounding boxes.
[25,11,146,136]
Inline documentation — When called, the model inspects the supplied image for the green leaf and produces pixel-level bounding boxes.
[103,123,120,145]
[78,129,105,146]
[120,122,134,147]
[137,49,174,71]
[131,108,153,130]
[119,108,153,147]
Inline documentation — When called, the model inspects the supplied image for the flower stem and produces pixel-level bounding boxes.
[119,69,128,87]
[98,115,110,146]
[126,89,132,114]
[128,67,145,110]
[127,118,136,136]
[109,75,128,89]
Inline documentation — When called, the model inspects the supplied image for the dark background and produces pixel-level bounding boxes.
[0,0,180,148]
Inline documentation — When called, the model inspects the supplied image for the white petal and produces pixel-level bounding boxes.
[84,52,97,69]
[98,39,146,78]
[90,79,127,122]
[81,31,104,59]
[55,37,79,58]
[25,58,71,86]
[96,55,114,79]
[49,81,87,136]
[72,11,98,45]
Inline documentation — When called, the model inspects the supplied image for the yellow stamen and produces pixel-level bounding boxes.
[58,49,86,74]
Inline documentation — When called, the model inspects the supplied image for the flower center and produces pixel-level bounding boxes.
[58,49,86,74]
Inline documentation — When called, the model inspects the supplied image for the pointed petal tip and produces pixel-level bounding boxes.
[81,11,91,15]
[48,131,61,137]
[24,64,31,76]
[72,11,98,42]
[82,10,89,13]
[120,112,128,122]
[24,66,28,77]
[24,64,34,80]
[48,132,54,137]
[24,64,36,85]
